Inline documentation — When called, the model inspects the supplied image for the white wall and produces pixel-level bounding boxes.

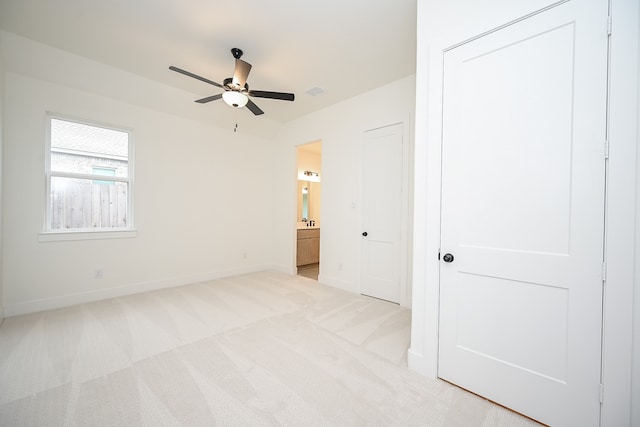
[605,1,640,423]
[272,75,415,306]
[297,144,322,176]
[1,34,280,315]
[0,32,4,321]
[410,0,639,425]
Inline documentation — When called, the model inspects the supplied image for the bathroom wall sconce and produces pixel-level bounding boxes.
[298,170,321,182]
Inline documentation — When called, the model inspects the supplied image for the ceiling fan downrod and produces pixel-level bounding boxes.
[231,48,243,60]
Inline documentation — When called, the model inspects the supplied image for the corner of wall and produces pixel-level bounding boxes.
[407,348,436,378]
[0,30,5,323]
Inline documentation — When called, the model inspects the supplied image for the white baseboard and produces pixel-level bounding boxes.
[407,347,437,379]
[3,264,273,317]
[317,274,355,293]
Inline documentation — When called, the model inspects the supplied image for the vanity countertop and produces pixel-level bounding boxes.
[297,222,320,229]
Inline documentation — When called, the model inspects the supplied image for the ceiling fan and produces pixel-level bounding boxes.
[169,48,295,116]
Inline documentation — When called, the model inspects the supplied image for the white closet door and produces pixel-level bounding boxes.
[361,123,403,303]
[438,1,608,425]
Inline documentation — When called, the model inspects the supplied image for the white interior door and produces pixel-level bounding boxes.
[438,1,608,426]
[361,123,403,303]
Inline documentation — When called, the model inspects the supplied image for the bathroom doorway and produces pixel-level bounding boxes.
[296,141,322,280]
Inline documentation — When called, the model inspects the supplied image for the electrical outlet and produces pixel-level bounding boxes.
[94,269,103,279]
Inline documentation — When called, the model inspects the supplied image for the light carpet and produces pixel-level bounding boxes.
[0,271,541,426]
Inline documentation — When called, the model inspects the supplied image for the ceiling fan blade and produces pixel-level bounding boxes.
[169,66,224,89]
[195,94,223,103]
[232,59,252,88]
[245,99,264,116]
[249,90,295,101]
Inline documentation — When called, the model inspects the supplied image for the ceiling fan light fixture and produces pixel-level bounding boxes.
[222,91,248,108]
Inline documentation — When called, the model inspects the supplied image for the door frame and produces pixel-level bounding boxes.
[293,140,323,276]
[408,0,639,425]
[360,122,412,307]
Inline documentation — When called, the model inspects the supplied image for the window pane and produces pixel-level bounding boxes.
[49,176,128,230]
[50,118,128,176]
[92,167,116,185]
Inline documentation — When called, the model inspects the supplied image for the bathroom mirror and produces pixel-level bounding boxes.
[298,180,321,222]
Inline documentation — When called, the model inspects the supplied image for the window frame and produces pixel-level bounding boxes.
[40,113,136,241]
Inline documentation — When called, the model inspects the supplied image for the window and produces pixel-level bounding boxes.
[44,115,133,234]
[92,167,116,186]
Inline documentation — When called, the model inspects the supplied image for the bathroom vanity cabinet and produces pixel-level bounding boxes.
[296,228,320,266]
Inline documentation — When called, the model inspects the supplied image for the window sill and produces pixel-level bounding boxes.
[38,229,137,242]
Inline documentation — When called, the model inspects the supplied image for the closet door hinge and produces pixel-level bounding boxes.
[602,262,607,282]
[607,15,612,36]
[600,383,605,403]
[604,140,610,159]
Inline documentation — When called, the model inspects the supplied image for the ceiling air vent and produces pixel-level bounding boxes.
[305,86,326,96]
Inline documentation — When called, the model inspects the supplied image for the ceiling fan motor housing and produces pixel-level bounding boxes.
[223,77,249,92]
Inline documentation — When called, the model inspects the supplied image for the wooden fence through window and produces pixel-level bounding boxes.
[50,180,128,229]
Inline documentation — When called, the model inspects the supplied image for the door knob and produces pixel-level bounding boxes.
[442,253,454,263]
[362,232,368,236]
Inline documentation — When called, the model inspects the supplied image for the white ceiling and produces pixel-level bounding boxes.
[0,0,416,124]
